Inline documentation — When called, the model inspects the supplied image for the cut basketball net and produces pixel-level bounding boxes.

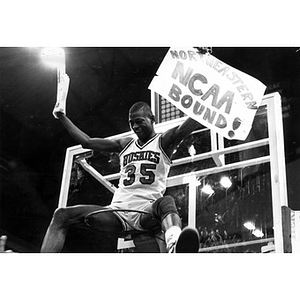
[53,73,70,118]
[41,47,70,118]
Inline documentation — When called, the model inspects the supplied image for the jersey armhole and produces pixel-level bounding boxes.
[119,138,135,157]
[158,134,172,165]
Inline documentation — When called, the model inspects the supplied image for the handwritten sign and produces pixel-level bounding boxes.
[149,47,266,140]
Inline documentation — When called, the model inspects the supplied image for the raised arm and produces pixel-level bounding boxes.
[52,74,131,152]
[57,112,130,152]
[161,117,204,158]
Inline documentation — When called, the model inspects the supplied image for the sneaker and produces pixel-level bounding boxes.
[175,227,200,253]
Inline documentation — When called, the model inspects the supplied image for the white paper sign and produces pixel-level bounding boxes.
[149,47,266,140]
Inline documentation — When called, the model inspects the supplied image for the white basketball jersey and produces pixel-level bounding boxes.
[111,133,171,210]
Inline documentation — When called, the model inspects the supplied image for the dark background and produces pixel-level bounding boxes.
[1,47,300,252]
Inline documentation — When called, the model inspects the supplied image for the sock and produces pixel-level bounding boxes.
[165,226,181,251]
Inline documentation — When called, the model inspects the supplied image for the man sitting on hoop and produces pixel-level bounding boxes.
[41,74,202,253]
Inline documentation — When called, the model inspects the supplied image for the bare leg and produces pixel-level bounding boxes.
[41,205,104,253]
[161,212,182,232]
[149,196,183,252]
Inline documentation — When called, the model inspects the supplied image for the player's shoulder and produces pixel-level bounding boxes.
[159,126,181,158]
[116,136,135,150]
[160,125,180,144]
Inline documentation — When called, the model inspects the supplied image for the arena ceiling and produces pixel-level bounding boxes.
[1,47,300,252]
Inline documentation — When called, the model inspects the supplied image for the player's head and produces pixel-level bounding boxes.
[128,102,155,141]
[129,102,154,120]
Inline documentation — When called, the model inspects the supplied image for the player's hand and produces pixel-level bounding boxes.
[195,47,212,54]
[53,74,70,119]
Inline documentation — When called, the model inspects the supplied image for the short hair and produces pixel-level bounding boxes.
[129,102,154,119]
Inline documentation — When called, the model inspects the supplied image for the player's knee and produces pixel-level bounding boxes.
[84,212,97,227]
[153,195,179,221]
[52,207,70,225]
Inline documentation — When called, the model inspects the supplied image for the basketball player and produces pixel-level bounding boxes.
[41,75,202,253]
